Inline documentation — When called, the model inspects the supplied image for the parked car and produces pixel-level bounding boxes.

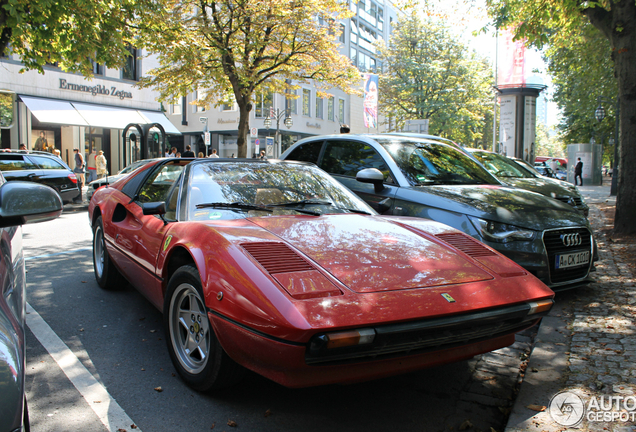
[281,134,596,290]
[88,158,554,390]
[465,148,589,217]
[533,163,555,178]
[86,158,160,202]
[0,173,63,432]
[0,150,80,203]
[512,157,580,190]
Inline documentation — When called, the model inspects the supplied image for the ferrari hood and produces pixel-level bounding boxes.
[406,184,586,231]
[248,214,495,293]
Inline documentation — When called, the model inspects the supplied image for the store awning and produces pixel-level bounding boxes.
[21,96,89,126]
[19,95,181,134]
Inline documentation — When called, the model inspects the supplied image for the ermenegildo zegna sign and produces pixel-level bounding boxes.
[59,79,133,100]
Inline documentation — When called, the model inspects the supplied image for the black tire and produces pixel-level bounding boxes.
[92,216,126,290]
[23,397,30,432]
[164,264,245,391]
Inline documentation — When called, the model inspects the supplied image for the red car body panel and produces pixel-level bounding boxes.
[88,159,554,388]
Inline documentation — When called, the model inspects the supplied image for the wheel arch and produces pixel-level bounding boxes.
[162,246,197,298]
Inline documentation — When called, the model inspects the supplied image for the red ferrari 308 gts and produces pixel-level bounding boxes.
[88,158,554,390]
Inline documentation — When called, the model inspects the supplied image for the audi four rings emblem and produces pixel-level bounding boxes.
[561,233,582,247]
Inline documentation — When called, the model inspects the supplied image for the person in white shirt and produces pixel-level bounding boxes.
[209,149,220,158]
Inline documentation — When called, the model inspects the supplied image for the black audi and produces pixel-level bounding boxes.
[0,151,81,203]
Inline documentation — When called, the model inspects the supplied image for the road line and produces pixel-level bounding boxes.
[24,247,92,261]
[26,302,141,432]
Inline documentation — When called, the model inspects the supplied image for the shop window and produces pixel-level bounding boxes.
[286,89,298,115]
[172,99,182,116]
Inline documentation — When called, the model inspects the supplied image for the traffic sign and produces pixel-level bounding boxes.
[250,127,258,137]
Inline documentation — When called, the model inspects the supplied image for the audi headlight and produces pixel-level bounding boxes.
[469,216,536,243]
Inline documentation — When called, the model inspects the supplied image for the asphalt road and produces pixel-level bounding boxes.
[22,210,531,432]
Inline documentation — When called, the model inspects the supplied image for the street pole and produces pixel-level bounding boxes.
[264,108,293,158]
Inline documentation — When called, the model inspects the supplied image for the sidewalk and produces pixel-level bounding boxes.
[506,180,636,431]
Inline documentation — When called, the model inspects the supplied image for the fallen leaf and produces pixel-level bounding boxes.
[82,281,87,283]
[526,404,546,412]
[210,423,215,430]
[264,409,272,417]
[459,420,473,430]
[141,368,145,371]
[227,420,238,427]
[93,401,101,404]
[117,429,126,432]
[531,368,539,373]
[154,386,163,392]
[131,425,137,430]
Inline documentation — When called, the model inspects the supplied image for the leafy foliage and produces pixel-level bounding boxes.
[138,0,361,157]
[0,0,158,75]
[376,13,495,147]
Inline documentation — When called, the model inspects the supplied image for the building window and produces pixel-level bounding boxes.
[286,89,298,115]
[221,102,234,111]
[339,24,346,43]
[92,61,104,76]
[172,98,182,116]
[339,98,345,124]
[328,96,334,121]
[121,46,138,81]
[302,89,311,116]
[315,97,323,119]
[255,91,273,118]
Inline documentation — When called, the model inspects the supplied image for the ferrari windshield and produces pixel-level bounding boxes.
[378,139,500,186]
[470,151,535,179]
[184,161,376,220]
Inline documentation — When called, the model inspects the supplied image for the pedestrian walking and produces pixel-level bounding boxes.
[73,148,86,193]
[259,150,267,160]
[87,149,97,183]
[96,151,108,179]
[574,157,583,186]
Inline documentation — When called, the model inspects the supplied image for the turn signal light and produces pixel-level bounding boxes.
[324,328,376,349]
[528,299,554,315]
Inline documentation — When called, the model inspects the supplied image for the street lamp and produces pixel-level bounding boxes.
[595,95,620,196]
[264,108,293,157]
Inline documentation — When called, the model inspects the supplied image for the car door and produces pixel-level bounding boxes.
[111,163,185,304]
[318,139,398,213]
[0,155,43,183]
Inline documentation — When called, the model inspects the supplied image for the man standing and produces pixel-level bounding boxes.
[182,145,195,158]
[209,149,219,158]
[574,157,583,186]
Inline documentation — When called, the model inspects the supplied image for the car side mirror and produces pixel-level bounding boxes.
[356,168,385,193]
[0,181,63,228]
[142,202,167,216]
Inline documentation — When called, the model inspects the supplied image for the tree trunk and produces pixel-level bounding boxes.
[236,103,251,158]
[587,2,636,235]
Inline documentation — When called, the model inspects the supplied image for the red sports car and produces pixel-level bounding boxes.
[88,158,554,390]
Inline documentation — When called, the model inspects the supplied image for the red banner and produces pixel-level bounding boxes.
[498,28,526,86]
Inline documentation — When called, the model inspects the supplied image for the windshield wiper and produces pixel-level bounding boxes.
[196,202,273,212]
[335,207,372,215]
[265,199,333,208]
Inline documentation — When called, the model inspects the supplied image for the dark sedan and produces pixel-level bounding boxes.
[281,134,596,290]
[0,151,81,203]
[0,173,63,432]
[466,148,589,216]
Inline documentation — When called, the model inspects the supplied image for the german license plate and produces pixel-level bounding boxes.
[555,251,590,269]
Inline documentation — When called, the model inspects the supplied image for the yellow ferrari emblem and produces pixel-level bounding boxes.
[441,293,456,303]
[163,235,173,252]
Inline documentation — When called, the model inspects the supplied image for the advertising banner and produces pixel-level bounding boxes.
[499,95,516,156]
[498,28,526,86]
[363,73,378,128]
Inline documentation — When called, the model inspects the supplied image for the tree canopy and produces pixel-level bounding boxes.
[138,0,361,157]
[376,13,495,147]
[485,0,636,235]
[0,0,158,75]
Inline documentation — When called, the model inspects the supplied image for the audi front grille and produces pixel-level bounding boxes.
[542,227,593,285]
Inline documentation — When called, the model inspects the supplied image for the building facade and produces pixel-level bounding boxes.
[168,0,401,158]
[0,49,179,181]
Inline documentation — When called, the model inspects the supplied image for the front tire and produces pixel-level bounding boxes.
[92,216,126,290]
[164,265,245,391]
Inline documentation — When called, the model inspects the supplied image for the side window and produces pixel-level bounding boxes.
[321,140,392,182]
[285,142,323,165]
[137,164,185,204]
[30,156,65,170]
[0,156,37,171]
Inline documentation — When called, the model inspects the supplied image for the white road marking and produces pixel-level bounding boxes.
[26,302,141,432]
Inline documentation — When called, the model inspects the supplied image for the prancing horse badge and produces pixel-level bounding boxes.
[441,293,456,303]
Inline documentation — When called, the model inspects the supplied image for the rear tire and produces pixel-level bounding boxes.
[164,264,245,391]
[92,216,126,290]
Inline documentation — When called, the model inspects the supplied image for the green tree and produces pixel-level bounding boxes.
[377,13,494,146]
[0,0,158,75]
[138,0,361,158]
[534,123,566,158]
[485,0,636,234]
